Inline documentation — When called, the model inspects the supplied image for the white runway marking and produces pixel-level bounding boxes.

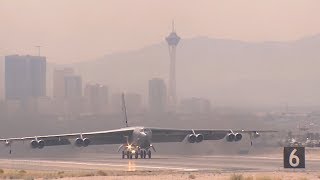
[1,154,320,172]
[0,159,200,171]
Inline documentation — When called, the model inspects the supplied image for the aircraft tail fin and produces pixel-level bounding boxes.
[121,93,129,127]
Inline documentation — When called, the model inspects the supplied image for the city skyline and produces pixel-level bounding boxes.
[0,54,210,115]
[1,31,320,107]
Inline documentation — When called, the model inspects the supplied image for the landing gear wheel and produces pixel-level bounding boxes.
[140,150,144,158]
[147,150,151,159]
[129,152,133,159]
[122,151,125,159]
[126,151,130,159]
[143,150,147,159]
[135,152,139,159]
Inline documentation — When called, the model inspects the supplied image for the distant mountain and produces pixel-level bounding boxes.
[70,35,320,107]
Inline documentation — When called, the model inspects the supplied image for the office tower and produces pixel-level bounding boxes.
[110,93,122,113]
[5,55,46,100]
[110,92,142,114]
[84,83,108,114]
[64,75,82,99]
[180,98,211,114]
[0,57,4,100]
[29,56,46,97]
[64,75,83,116]
[165,21,180,109]
[148,78,167,113]
[125,93,142,114]
[53,68,74,99]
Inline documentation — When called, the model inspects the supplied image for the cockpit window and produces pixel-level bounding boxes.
[139,128,151,133]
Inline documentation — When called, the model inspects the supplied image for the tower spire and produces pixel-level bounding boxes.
[165,21,180,112]
[172,20,175,32]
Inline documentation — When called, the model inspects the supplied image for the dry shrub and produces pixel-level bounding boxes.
[83,172,95,177]
[298,178,308,180]
[230,174,244,180]
[18,170,27,174]
[189,174,196,179]
[244,176,254,180]
[256,176,272,180]
[96,170,108,176]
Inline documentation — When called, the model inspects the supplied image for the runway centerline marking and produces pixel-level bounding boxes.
[0,159,199,172]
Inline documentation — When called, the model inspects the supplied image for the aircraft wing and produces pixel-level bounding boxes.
[149,128,276,143]
[0,128,134,147]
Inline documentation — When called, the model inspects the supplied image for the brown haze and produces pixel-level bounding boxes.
[0,1,318,162]
[0,0,320,107]
[0,0,320,63]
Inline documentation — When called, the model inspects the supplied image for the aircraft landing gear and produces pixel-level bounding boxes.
[147,150,151,159]
[143,150,147,158]
[139,149,151,159]
[122,148,152,159]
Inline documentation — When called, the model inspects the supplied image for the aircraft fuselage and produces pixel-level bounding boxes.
[129,127,152,149]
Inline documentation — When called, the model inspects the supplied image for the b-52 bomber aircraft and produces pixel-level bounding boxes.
[0,94,276,159]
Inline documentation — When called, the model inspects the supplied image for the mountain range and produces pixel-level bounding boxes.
[69,34,320,107]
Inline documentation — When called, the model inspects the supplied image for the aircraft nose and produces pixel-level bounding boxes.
[140,132,147,137]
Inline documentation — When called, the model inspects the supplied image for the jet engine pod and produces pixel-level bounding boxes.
[187,134,197,143]
[234,133,242,141]
[75,138,84,147]
[30,140,39,149]
[253,132,260,138]
[38,140,45,149]
[83,138,91,147]
[195,134,204,143]
[226,133,235,142]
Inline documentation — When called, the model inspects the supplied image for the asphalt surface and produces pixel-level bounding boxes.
[0,153,319,172]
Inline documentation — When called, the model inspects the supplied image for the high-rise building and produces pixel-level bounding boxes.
[64,75,82,99]
[110,93,122,113]
[148,78,167,113]
[125,93,142,114]
[110,92,142,114]
[166,21,180,110]
[5,55,46,100]
[180,98,211,114]
[84,83,108,114]
[0,57,4,100]
[53,68,74,99]
[64,75,83,116]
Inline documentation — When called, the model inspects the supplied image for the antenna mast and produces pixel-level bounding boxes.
[35,46,41,56]
[172,20,175,32]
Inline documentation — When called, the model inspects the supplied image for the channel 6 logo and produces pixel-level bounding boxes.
[283,147,305,168]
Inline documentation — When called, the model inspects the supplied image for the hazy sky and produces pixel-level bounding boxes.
[0,0,319,63]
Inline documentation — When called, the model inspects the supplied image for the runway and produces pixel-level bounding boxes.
[0,153,320,172]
